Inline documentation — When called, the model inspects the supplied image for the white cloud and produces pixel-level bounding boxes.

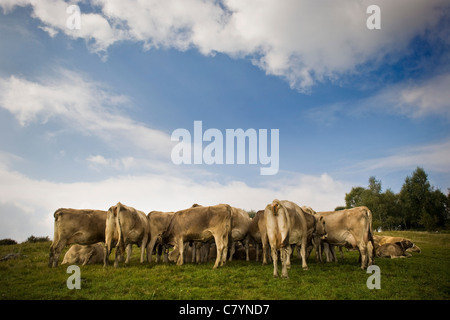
[348,138,450,175]
[0,69,173,159]
[359,72,450,119]
[2,0,448,91]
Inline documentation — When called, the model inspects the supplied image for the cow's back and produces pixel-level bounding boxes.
[54,208,107,245]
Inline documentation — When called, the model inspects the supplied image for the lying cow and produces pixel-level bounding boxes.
[147,211,175,263]
[376,242,412,258]
[373,235,421,253]
[62,243,104,265]
[104,202,149,267]
[163,204,232,269]
[49,208,107,267]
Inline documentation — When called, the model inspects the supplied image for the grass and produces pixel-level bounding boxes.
[0,231,449,300]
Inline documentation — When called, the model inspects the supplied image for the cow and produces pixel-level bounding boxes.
[294,207,328,264]
[315,206,374,269]
[228,207,252,261]
[373,235,421,253]
[376,242,412,258]
[104,202,150,267]
[162,204,232,269]
[248,210,270,264]
[264,200,292,278]
[49,208,107,267]
[62,243,104,265]
[146,211,175,263]
[283,202,327,270]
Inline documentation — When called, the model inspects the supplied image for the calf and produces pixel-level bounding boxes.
[62,243,104,265]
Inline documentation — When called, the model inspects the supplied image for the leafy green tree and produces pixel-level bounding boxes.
[398,167,446,230]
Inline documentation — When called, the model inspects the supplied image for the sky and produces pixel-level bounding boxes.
[0,0,449,242]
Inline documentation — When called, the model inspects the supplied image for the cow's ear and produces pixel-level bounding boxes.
[319,216,323,222]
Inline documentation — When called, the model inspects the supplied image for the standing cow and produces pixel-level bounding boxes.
[315,206,374,269]
[49,208,107,267]
[228,207,251,261]
[104,202,150,267]
[163,204,232,269]
[248,210,270,264]
[264,200,291,278]
[146,211,175,263]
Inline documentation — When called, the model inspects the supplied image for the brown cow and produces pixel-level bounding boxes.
[264,199,291,278]
[62,243,104,265]
[163,204,232,269]
[146,211,175,263]
[376,242,412,258]
[248,210,270,264]
[273,200,311,270]
[229,207,251,261]
[315,206,374,269]
[49,208,107,267]
[104,202,149,267]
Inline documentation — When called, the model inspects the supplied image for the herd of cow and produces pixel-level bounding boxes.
[48,200,421,278]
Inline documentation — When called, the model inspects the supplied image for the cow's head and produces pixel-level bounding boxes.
[314,216,327,240]
[400,239,421,253]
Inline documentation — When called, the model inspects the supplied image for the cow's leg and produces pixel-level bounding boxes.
[330,245,337,262]
[255,242,260,262]
[125,243,133,264]
[286,245,292,269]
[104,242,112,267]
[147,236,157,263]
[163,245,169,263]
[244,236,250,262]
[228,241,235,261]
[358,242,368,269]
[177,239,185,266]
[300,242,308,270]
[49,238,67,268]
[281,247,289,279]
[213,238,223,269]
[262,240,269,265]
[114,242,125,268]
[317,240,323,263]
[141,234,148,263]
[271,247,279,278]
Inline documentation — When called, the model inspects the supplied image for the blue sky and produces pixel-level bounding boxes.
[0,0,449,241]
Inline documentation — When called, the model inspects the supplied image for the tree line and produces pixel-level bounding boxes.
[342,167,449,231]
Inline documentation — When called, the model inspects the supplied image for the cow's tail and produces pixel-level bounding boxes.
[271,199,290,248]
[364,207,375,263]
[115,202,124,249]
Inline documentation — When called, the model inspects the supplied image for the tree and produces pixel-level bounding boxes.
[398,167,446,230]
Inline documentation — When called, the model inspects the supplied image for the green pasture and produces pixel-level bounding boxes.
[0,231,448,300]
